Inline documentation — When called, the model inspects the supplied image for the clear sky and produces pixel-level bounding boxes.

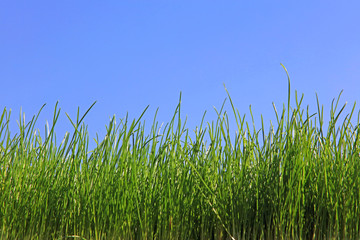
[1,1,359,149]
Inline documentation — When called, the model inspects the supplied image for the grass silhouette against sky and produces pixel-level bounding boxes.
[1,1,359,147]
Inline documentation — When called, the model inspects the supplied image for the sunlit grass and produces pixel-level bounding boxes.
[1,67,359,239]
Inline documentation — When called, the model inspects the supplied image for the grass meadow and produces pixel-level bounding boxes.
[1,69,360,239]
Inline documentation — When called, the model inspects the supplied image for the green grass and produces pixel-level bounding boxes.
[1,67,360,239]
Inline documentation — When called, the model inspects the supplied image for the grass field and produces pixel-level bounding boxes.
[1,68,360,239]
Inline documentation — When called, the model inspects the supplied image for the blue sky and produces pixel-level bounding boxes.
[1,1,359,149]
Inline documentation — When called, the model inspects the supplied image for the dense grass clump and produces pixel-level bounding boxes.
[1,69,360,239]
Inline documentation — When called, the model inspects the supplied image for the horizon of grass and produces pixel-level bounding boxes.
[1,66,360,239]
